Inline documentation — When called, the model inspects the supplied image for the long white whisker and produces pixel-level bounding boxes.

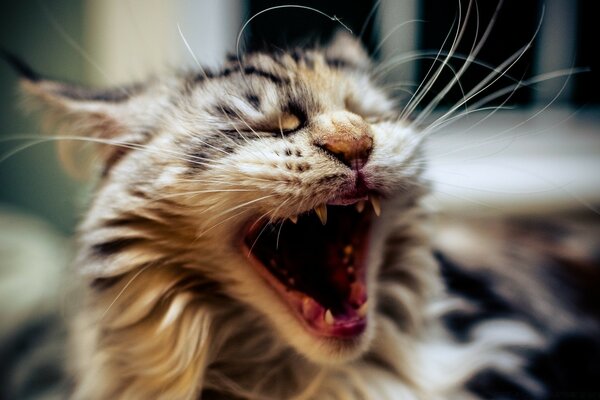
[412,0,507,128]
[401,0,472,121]
[38,0,131,97]
[101,262,155,320]
[177,23,201,67]
[359,0,382,39]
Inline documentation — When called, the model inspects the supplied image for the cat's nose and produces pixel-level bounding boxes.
[314,111,373,170]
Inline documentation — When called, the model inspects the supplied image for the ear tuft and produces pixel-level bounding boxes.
[1,50,41,82]
[7,62,166,177]
[326,30,371,68]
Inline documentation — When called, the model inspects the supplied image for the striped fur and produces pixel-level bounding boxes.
[3,30,599,400]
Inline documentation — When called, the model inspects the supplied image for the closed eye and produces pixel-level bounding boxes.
[255,112,303,137]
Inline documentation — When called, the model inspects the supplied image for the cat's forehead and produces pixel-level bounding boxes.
[186,49,367,106]
[176,47,392,128]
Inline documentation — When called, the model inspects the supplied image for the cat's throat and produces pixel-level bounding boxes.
[243,204,374,338]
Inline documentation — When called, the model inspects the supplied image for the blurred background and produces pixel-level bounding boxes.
[0,0,598,396]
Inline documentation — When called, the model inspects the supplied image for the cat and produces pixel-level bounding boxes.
[2,13,600,400]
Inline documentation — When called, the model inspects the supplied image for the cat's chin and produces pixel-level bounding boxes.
[240,200,379,362]
[289,318,376,365]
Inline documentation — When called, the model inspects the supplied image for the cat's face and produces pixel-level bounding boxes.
[22,33,427,363]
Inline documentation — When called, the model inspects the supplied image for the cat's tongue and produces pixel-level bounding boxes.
[244,205,373,338]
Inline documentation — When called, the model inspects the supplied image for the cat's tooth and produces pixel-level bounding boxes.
[357,301,368,318]
[343,245,353,256]
[324,309,335,325]
[314,204,327,225]
[289,215,298,224]
[369,195,381,216]
[356,200,366,213]
[302,297,320,320]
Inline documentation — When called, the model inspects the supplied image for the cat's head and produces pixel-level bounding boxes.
[14,32,429,364]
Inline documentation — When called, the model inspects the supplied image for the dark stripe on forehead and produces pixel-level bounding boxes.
[186,64,288,93]
[241,66,288,85]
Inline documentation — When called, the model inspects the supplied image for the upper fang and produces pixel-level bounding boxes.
[356,200,366,213]
[289,215,298,224]
[369,195,381,216]
[314,204,327,225]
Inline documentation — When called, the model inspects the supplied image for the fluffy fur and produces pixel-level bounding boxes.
[4,27,599,400]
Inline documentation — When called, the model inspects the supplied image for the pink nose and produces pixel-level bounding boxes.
[314,112,373,170]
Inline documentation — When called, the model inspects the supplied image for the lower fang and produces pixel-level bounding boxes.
[356,200,365,213]
[325,309,335,325]
[357,301,368,318]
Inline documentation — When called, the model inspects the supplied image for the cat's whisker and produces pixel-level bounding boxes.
[180,127,233,157]
[100,262,155,321]
[38,1,133,98]
[197,205,261,240]
[373,50,524,95]
[358,0,381,40]
[247,213,275,258]
[268,198,292,250]
[424,70,580,161]
[401,0,473,121]
[372,20,424,57]
[0,134,253,176]
[178,22,250,152]
[423,104,516,136]
[227,107,271,152]
[145,188,256,204]
[235,5,352,70]
[177,23,201,68]
[208,195,276,222]
[422,68,581,137]
[401,175,503,212]
[420,42,534,131]
[412,0,508,129]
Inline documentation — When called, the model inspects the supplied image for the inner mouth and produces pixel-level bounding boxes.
[243,200,377,339]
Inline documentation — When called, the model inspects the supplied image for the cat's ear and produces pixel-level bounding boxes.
[325,30,371,68]
[4,52,168,175]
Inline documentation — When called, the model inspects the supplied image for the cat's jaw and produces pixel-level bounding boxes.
[233,193,384,363]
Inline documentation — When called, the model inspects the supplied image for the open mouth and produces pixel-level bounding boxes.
[242,197,380,339]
